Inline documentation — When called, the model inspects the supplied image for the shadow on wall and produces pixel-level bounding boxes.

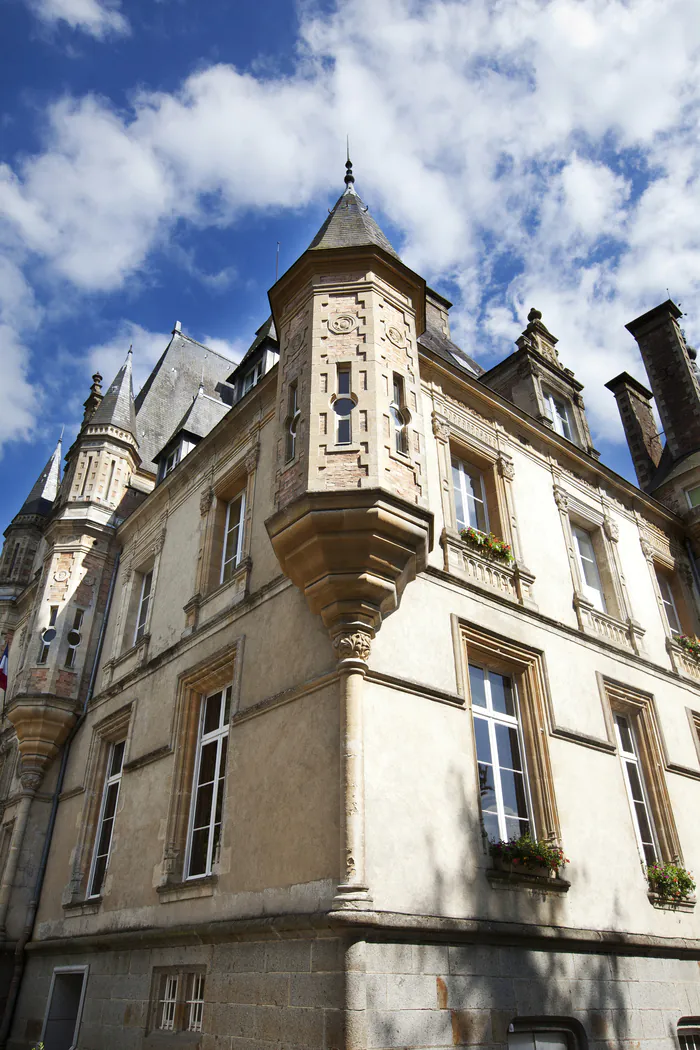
[365,762,687,1050]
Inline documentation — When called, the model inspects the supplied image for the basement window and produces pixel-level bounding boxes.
[41,966,89,1050]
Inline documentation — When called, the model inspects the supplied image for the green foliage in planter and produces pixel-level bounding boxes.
[489,833,568,873]
[460,526,513,563]
[647,861,696,901]
[678,635,700,660]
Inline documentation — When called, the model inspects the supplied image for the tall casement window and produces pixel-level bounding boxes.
[543,389,574,441]
[285,381,300,463]
[572,525,606,612]
[452,458,489,533]
[64,608,84,668]
[656,569,683,636]
[38,605,59,664]
[390,373,409,455]
[613,712,658,866]
[186,685,232,879]
[88,740,125,897]
[678,1019,700,1049]
[41,967,89,1050]
[220,494,245,584]
[334,365,354,444]
[134,569,153,644]
[469,664,532,842]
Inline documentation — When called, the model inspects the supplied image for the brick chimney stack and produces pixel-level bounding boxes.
[625,300,700,463]
[605,372,662,490]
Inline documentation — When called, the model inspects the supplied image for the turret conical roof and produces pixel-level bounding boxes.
[308,159,399,259]
[89,348,137,439]
[15,437,62,520]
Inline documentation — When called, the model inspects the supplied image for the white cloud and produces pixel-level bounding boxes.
[4,0,700,454]
[29,0,129,38]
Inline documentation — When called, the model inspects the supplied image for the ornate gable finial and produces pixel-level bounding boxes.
[344,137,355,193]
[516,306,560,366]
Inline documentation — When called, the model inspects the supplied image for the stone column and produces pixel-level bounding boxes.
[331,626,373,910]
[0,770,41,936]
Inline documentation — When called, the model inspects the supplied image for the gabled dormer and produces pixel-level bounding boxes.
[479,307,599,457]
[153,386,229,483]
[227,316,279,403]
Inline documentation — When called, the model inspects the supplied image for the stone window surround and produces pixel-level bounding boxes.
[157,641,242,898]
[41,965,90,1049]
[147,965,207,1039]
[639,533,700,672]
[525,355,596,456]
[553,484,644,654]
[508,1016,587,1049]
[185,444,259,634]
[600,677,685,876]
[107,525,167,672]
[456,620,562,853]
[62,703,133,911]
[433,409,536,609]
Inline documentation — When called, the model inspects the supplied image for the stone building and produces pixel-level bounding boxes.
[1,161,700,1050]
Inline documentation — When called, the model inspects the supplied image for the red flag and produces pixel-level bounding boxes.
[0,645,7,692]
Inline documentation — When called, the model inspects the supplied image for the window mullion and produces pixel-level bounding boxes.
[184,702,207,879]
[488,716,508,841]
[205,732,223,875]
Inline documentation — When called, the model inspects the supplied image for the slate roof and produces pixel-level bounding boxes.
[134,330,235,473]
[90,350,137,438]
[154,388,230,462]
[419,326,484,378]
[14,439,62,520]
[308,185,399,260]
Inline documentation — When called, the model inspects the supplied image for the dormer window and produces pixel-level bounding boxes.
[161,445,181,479]
[241,361,263,397]
[543,388,574,441]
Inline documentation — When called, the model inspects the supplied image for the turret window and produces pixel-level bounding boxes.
[451,458,489,533]
[390,374,409,455]
[334,365,354,444]
[64,608,84,668]
[38,606,59,664]
[543,389,574,441]
[285,381,300,463]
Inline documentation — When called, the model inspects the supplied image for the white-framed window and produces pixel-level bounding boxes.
[38,605,59,664]
[334,365,354,444]
[614,712,658,866]
[656,569,683,636]
[509,1032,572,1049]
[64,608,84,669]
[88,739,125,897]
[242,360,262,396]
[390,373,409,455]
[469,664,532,843]
[452,458,489,533]
[159,974,179,1031]
[685,486,700,509]
[186,972,206,1033]
[543,389,574,441]
[285,380,300,463]
[161,445,181,479]
[220,494,245,584]
[572,525,606,612]
[134,570,153,644]
[678,1018,700,1049]
[185,685,231,879]
[41,965,89,1050]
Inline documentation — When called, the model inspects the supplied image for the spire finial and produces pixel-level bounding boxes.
[128,344,133,355]
[344,137,355,191]
[59,425,64,443]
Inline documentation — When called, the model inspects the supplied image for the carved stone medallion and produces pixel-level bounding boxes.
[329,314,357,335]
[386,325,406,348]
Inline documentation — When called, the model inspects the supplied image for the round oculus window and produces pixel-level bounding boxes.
[333,397,355,416]
[67,629,82,647]
[42,626,57,643]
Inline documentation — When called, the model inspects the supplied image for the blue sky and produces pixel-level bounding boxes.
[2,0,700,527]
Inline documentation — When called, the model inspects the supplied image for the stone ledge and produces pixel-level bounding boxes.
[648,891,696,913]
[486,868,570,894]
[62,897,102,917]
[157,875,217,904]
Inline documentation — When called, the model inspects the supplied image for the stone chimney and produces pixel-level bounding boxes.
[605,372,662,490]
[625,300,700,462]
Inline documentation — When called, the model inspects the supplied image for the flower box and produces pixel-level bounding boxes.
[460,527,513,564]
[678,635,700,660]
[488,834,567,878]
[646,861,695,904]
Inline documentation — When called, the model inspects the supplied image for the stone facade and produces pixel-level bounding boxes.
[1,171,700,1050]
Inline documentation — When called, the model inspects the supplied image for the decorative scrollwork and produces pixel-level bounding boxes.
[497,454,515,481]
[639,537,655,561]
[386,325,406,348]
[333,631,372,663]
[553,485,569,512]
[603,517,619,543]
[431,413,450,442]
[329,314,357,335]
[199,488,214,516]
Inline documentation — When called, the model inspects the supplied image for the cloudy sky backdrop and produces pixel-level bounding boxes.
[2,0,700,524]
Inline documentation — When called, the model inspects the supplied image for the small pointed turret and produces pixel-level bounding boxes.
[89,347,137,438]
[308,158,399,259]
[0,436,62,589]
[82,372,103,425]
